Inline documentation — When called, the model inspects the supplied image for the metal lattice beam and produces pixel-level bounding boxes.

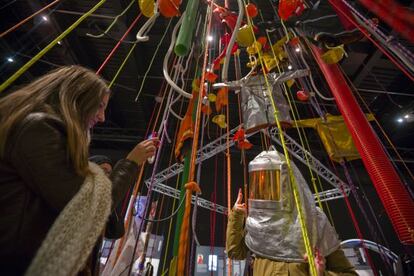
[145,126,350,214]
[268,127,349,190]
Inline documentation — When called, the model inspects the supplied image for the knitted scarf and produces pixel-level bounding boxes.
[25,162,112,276]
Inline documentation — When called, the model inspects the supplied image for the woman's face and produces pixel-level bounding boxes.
[88,93,109,130]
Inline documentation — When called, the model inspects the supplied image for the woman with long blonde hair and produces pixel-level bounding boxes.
[0,66,158,275]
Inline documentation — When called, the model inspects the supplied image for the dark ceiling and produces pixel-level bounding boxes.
[1,0,414,269]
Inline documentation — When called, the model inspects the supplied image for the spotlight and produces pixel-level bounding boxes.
[207,36,213,42]
[295,47,300,52]
[397,117,404,123]
[404,114,410,119]
[7,57,14,63]
[42,15,48,22]
[288,65,293,70]
[57,41,62,45]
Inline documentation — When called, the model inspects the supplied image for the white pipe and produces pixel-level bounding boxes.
[163,14,193,99]
[136,12,159,42]
[221,0,244,82]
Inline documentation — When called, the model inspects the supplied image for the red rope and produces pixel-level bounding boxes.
[0,0,60,38]
[328,0,414,82]
[358,0,414,34]
[96,13,142,75]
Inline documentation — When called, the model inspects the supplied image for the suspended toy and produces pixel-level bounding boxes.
[212,114,227,128]
[215,87,228,111]
[159,0,181,17]
[321,45,347,64]
[175,85,198,161]
[233,128,253,150]
[201,103,212,115]
[278,0,305,21]
[204,70,218,83]
[236,24,255,47]
[207,93,216,102]
[296,90,310,101]
[139,0,155,18]
[212,33,238,71]
[213,6,238,32]
[246,41,262,55]
[245,3,258,18]
[246,35,289,72]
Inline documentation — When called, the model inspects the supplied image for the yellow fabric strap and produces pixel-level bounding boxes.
[242,2,317,274]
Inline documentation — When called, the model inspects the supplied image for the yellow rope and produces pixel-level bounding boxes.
[243,3,317,275]
[0,0,108,93]
[161,175,182,275]
[258,16,325,210]
[255,10,338,224]
[108,43,137,88]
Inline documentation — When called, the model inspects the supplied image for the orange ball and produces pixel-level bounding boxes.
[257,36,267,46]
[246,3,258,18]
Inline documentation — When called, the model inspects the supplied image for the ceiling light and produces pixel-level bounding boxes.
[207,36,213,42]
[288,65,293,70]
[7,57,14,63]
[295,47,300,52]
[397,117,404,123]
[42,15,48,22]
[57,41,62,45]
[404,114,410,119]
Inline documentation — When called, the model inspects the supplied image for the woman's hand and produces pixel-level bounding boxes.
[233,188,247,217]
[126,138,159,165]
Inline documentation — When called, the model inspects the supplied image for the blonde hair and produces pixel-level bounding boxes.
[0,65,110,176]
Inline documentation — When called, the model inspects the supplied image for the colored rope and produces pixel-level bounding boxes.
[0,0,60,38]
[177,2,214,274]
[243,2,317,274]
[256,8,330,211]
[226,80,233,276]
[0,0,19,10]
[135,19,173,101]
[108,44,137,88]
[328,0,414,82]
[159,80,186,276]
[0,0,108,93]
[86,0,135,38]
[96,12,142,75]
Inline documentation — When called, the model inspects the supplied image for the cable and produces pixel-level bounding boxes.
[96,12,142,75]
[108,44,137,89]
[136,196,186,222]
[0,0,19,10]
[135,18,173,101]
[328,0,414,82]
[0,0,60,38]
[0,0,109,93]
[86,0,135,38]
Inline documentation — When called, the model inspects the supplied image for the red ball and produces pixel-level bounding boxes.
[296,90,310,101]
[246,3,258,18]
